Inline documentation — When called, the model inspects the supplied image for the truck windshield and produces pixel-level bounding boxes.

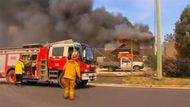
[122,58,130,63]
[83,47,95,64]
[86,48,94,60]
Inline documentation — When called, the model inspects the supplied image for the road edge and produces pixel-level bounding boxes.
[89,83,190,90]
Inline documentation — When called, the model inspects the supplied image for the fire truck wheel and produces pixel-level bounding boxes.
[76,80,88,87]
[58,72,65,88]
[6,70,16,84]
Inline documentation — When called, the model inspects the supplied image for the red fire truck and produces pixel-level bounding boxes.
[0,39,96,87]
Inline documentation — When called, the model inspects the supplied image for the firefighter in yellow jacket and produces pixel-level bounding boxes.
[63,51,80,100]
[15,58,25,85]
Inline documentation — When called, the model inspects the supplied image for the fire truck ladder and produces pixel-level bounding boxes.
[40,60,48,81]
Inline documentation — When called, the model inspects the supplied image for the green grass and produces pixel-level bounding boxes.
[124,77,190,86]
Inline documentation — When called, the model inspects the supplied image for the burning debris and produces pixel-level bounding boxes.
[0,0,152,47]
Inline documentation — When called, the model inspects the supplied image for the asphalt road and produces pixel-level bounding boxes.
[0,83,190,107]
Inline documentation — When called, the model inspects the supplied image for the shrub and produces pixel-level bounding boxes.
[163,59,190,77]
[163,59,178,77]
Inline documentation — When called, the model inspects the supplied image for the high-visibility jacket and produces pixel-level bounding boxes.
[63,60,80,80]
[15,60,25,74]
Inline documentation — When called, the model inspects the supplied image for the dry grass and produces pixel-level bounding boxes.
[124,77,190,86]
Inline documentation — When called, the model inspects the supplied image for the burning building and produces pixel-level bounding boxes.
[94,33,154,63]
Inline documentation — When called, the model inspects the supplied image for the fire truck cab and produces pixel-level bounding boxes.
[0,39,96,87]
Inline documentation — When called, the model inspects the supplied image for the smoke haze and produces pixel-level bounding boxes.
[0,0,152,47]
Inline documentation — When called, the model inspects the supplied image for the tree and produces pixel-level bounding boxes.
[164,33,175,43]
[175,6,190,61]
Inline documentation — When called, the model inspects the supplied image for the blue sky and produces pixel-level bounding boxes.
[93,0,190,37]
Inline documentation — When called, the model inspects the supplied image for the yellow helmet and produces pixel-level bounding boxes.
[72,51,78,59]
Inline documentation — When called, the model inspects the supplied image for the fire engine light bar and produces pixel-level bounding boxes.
[22,43,43,48]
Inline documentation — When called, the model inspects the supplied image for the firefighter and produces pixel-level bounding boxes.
[24,55,31,74]
[15,58,25,85]
[63,51,80,100]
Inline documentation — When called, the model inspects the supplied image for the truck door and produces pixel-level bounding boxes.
[49,46,66,70]
[120,57,131,69]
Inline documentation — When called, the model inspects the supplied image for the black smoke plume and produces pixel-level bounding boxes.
[0,0,152,47]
